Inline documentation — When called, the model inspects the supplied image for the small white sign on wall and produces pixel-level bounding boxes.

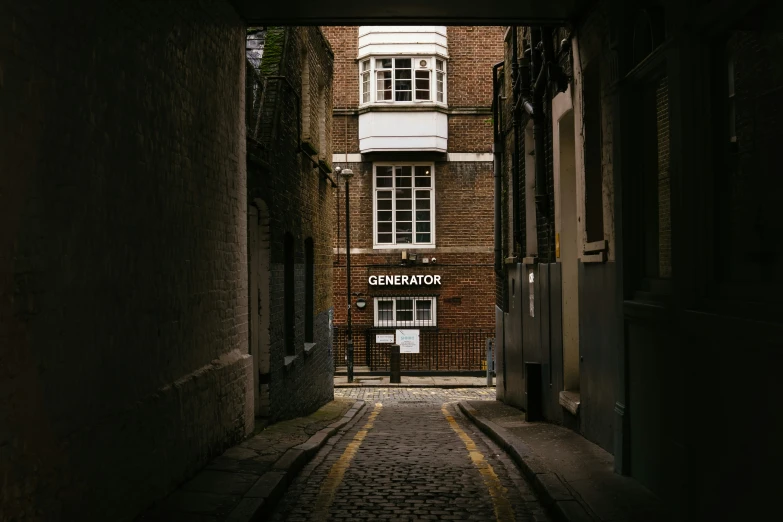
[376,334,395,344]
[396,329,420,354]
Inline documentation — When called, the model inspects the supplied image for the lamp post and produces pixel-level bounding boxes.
[337,166,355,383]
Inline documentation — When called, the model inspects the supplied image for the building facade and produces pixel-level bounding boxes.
[245,26,336,421]
[495,1,783,521]
[323,26,504,372]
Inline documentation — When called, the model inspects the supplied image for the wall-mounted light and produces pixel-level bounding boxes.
[355,297,367,310]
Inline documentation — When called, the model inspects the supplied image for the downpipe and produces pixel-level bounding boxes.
[493,61,504,276]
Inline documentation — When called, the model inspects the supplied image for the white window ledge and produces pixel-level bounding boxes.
[559,390,581,416]
[304,343,317,356]
[284,355,297,370]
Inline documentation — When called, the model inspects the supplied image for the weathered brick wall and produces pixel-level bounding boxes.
[247,26,335,422]
[321,26,359,111]
[447,27,506,108]
[448,115,495,153]
[0,1,251,520]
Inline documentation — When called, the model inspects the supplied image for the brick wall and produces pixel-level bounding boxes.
[247,26,335,422]
[447,27,506,108]
[321,26,359,111]
[448,115,495,153]
[0,1,251,520]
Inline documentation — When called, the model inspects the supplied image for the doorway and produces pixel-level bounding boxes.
[248,199,271,417]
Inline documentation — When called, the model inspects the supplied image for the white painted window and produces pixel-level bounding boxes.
[374,296,437,327]
[361,59,371,103]
[359,57,447,106]
[436,59,445,102]
[374,163,435,248]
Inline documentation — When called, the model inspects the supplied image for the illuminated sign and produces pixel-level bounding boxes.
[368,275,442,286]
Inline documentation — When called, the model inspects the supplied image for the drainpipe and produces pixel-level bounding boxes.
[493,60,504,275]
[510,27,522,254]
[530,28,548,214]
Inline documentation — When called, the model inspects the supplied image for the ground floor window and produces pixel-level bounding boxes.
[374,296,437,327]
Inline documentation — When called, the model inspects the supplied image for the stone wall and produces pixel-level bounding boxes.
[0,1,251,520]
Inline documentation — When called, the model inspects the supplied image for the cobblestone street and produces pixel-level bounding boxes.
[269,388,551,521]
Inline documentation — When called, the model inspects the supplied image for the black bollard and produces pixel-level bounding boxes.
[390,344,401,384]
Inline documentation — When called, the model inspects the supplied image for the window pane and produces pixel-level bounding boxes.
[396,199,412,210]
[416,222,430,232]
[415,190,430,199]
[416,300,432,321]
[361,60,370,71]
[396,188,412,199]
[396,222,412,232]
[415,166,431,177]
[396,176,411,187]
[398,166,412,177]
[377,222,392,233]
[396,211,412,222]
[376,177,393,187]
[377,211,392,222]
[377,199,392,210]
[377,190,392,199]
[436,59,444,71]
[415,71,430,100]
[415,199,430,210]
[377,70,392,100]
[396,233,412,244]
[415,177,431,187]
[416,210,430,221]
[416,233,431,243]
[395,58,411,69]
[378,300,393,323]
[396,299,413,322]
[377,233,393,243]
[377,58,392,69]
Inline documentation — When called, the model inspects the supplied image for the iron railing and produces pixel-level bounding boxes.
[333,326,492,372]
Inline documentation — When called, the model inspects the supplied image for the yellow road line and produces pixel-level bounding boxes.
[441,404,516,522]
[311,402,383,518]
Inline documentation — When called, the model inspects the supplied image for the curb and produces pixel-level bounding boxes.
[226,400,367,521]
[335,383,496,389]
[457,401,595,522]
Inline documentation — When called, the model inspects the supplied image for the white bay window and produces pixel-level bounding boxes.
[374,164,435,248]
[360,57,447,106]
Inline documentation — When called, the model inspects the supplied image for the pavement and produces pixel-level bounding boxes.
[136,397,364,522]
[459,400,671,522]
[335,374,494,387]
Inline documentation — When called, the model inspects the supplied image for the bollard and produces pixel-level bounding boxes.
[486,338,493,387]
[390,344,401,383]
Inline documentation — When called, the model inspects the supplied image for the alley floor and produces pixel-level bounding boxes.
[268,387,551,521]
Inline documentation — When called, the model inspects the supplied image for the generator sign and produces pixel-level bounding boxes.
[368,275,441,286]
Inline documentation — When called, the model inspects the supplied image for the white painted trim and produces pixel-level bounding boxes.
[333,154,362,163]
[446,153,493,162]
[551,86,574,256]
[333,246,492,254]
[333,153,494,163]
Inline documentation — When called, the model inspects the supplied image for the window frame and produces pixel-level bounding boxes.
[359,56,448,107]
[372,162,436,249]
[373,296,438,328]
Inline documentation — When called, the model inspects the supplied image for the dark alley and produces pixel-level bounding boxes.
[2,1,783,522]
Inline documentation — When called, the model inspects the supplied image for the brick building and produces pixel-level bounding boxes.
[322,26,504,372]
[245,26,336,421]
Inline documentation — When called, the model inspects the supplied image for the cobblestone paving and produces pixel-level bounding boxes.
[270,388,551,521]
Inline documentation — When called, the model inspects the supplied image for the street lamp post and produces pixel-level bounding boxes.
[337,167,355,383]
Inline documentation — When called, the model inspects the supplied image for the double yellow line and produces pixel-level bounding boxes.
[311,402,383,518]
[311,402,515,522]
[442,404,516,522]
